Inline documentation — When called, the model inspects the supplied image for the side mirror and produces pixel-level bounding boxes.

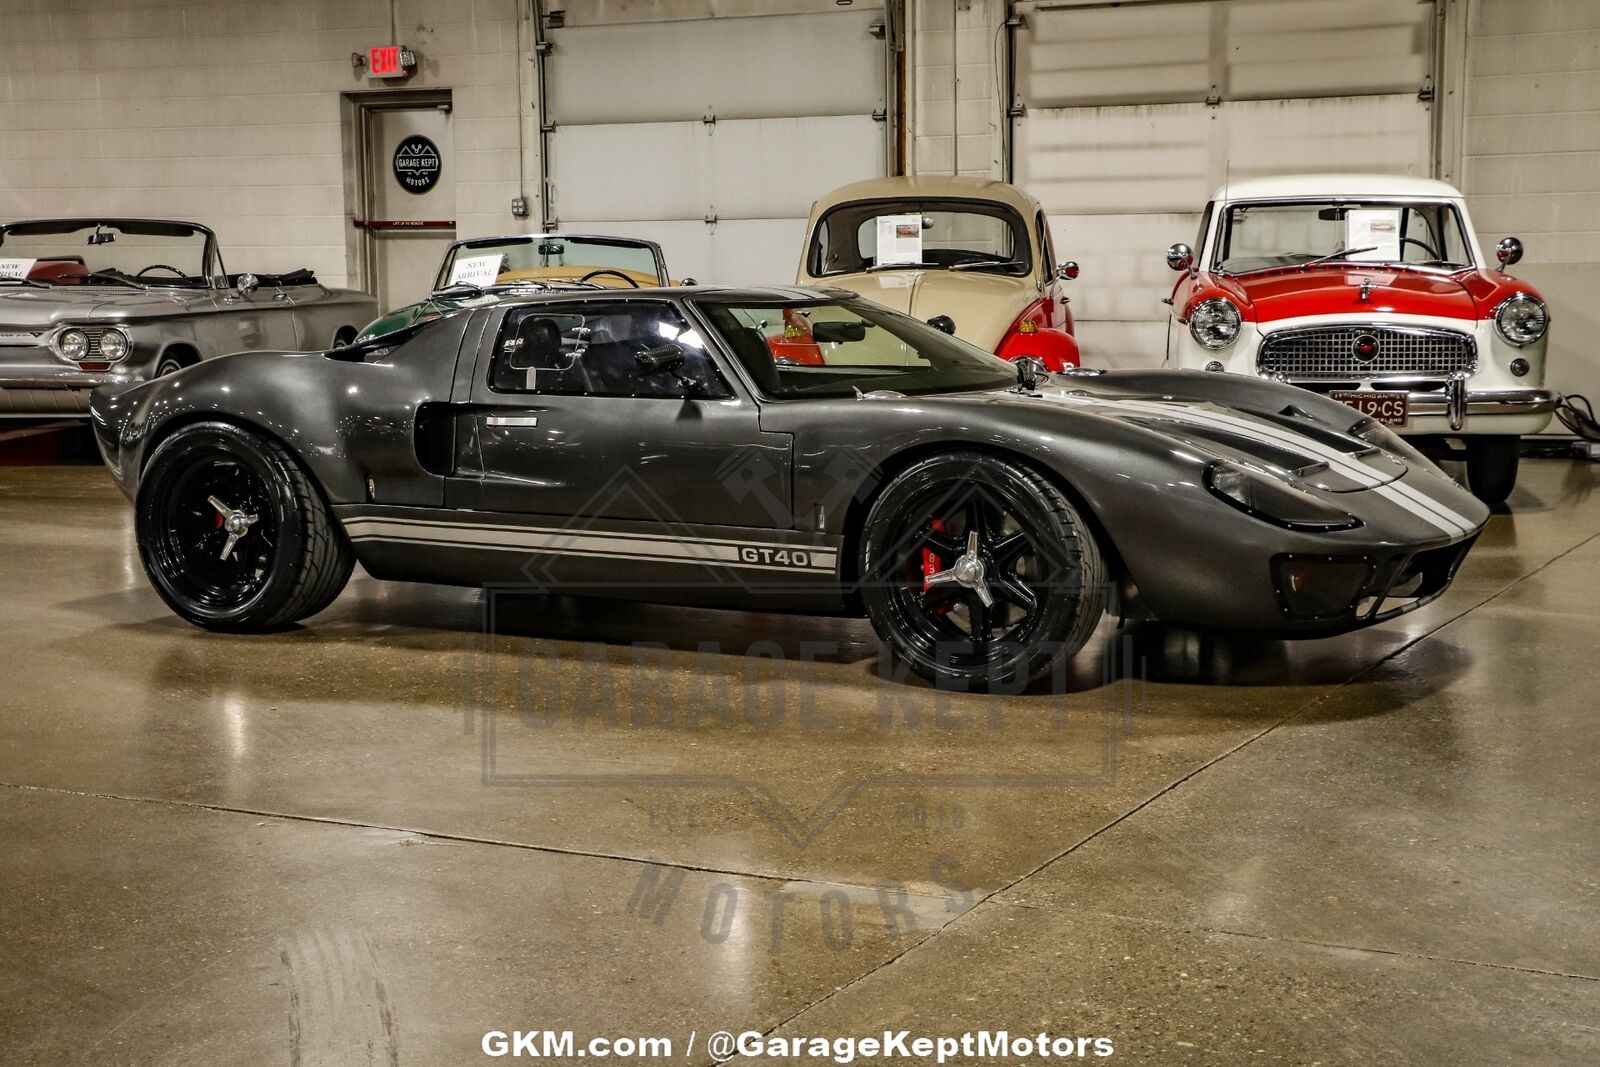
[1495,237,1523,268]
[679,277,698,287]
[927,314,956,335]
[1057,260,1080,281]
[1166,243,1194,273]
[236,272,260,296]
[1013,355,1048,391]
[635,342,686,377]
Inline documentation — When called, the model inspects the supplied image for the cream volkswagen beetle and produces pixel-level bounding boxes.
[797,176,1080,369]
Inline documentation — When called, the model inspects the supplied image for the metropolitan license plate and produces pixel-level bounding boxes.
[1331,390,1408,426]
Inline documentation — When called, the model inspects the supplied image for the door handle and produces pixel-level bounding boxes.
[486,415,539,428]
[273,290,290,302]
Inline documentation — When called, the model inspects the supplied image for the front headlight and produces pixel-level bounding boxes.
[1494,293,1547,347]
[1189,298,1242,350]
[1206,460,1361,531]
[98,328,129,361]
[56,329,89,360]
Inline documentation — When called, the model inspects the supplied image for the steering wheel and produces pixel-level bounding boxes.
[579,269,641,288]
[136,264,187,278]
[1399,237,1440,260]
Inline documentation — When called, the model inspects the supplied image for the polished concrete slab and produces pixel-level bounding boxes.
[2,446,1598,1064]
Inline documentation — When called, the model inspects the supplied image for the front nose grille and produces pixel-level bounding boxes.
[80,328,110,358]
[1258,325,1476,380]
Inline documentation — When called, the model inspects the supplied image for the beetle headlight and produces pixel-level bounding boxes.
[98,328,130,361]
[1494,293,1547,347]
[1206,460,1361,531]
[1189,298,1242,350]
[56,329,89,361]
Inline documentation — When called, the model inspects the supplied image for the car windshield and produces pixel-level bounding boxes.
[433,237,663,291]
[810,198,1031,277]
[1213,200,1475,274]
[697,296,1019,400]
[0,220,212,287]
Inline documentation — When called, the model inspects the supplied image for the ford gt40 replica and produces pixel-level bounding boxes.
[0,218,377,417]
[1164,174,1556,505]
[354,233,674,342]
[799,176,1081,371]
[92,287,1487,691]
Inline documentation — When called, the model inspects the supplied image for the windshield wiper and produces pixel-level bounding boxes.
[1296,247,1379,268]
[949,259,1025,273]
[0,276,47,288]
[84,268,146,289]
[865,262,936,272]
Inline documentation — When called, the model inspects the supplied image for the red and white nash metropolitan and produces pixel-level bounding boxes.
[1164,174,1554,504]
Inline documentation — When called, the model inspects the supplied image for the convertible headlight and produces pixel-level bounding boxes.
[98,328,129,361]
[1494,293,1547,347]
[1189,298,1242,350]
[56,329,89,361]
[1205,460,1361,531]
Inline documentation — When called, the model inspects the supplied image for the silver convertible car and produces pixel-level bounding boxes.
[0,218,377,417]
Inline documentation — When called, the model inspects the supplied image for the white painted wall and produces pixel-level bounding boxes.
[0,0,537,290]
[1451,0,1600,407]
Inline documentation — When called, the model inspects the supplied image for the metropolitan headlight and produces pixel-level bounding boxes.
[1494,293,1547,347]
[56,329,89,361]
[1189,298,1242,350]
[98,328,130,361]
[1205,460,1361,531]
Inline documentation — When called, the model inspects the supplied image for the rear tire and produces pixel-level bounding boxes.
[1464,436,1519,506]
[136,421,354,631]
[860,451,1107,692]
[154,353,188,377]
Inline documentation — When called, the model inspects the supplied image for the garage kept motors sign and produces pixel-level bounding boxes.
[392,136,442,194]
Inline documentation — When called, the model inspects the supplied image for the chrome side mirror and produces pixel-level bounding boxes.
[1166,243,1194,273]
[1495,237,1523,268]
[1057,260,1079,281]
[236,272,260,296]
[1014,355,1048,390]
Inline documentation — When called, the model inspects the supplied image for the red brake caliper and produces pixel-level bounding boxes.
[921,518,950,614]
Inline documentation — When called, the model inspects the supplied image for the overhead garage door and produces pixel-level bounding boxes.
[544,5,891,285]
[1012,0,1440,367]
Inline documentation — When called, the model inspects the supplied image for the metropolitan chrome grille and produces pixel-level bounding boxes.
[1257,324,1476,381]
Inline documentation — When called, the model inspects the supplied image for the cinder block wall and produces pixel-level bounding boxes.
[0,0,535,289]
[910,0,1004,178]
[1454,0,1600,410]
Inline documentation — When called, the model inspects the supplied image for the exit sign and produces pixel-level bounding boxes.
[368,45,414,78]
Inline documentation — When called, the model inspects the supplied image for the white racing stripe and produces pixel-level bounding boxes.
[342,515,838,573]
[1037,390,1476,537]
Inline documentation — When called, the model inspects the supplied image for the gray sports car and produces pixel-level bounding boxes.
[0,218,376,416]
[89,286,1488,691]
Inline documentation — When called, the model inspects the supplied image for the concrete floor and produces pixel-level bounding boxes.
[2,438,1599,1065]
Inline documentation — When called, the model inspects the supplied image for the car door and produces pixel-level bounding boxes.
[203,280,300,355]
[451,298,794,535]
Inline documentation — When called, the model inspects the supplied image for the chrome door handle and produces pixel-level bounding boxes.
[486,415,539,428]
[273,290,290,302]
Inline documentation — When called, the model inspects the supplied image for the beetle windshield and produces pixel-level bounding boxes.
[0,220,212,287]
[697,296,1018,400]
[1213,201,1475,274]
[433,236,665,291]
[809,198,1031,277]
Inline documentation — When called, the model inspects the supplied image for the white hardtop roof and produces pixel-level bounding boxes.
[1211,173,1466,203]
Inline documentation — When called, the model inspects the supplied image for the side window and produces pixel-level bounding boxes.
[489,302,730,399]
[1036,211,1055,279]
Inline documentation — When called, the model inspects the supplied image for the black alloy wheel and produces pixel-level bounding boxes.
[136,422,354,631]
[860,451,1107,691]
